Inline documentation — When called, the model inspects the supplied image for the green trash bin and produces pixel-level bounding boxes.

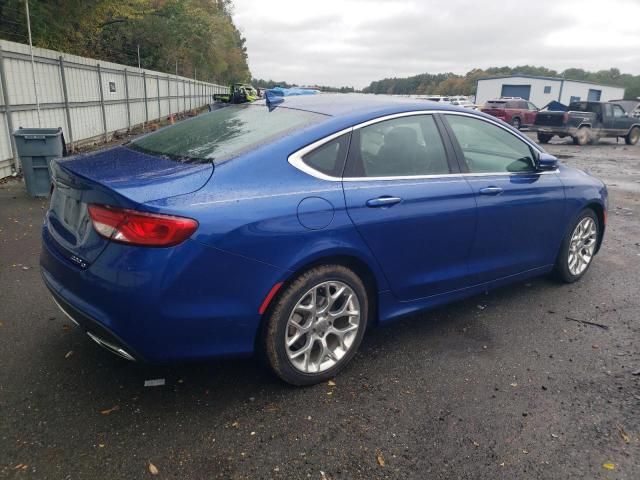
[13,127,66,197]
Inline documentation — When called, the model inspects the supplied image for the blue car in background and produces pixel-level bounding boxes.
[41,95,607,385]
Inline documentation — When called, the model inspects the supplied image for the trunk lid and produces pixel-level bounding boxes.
[45,146,212,266]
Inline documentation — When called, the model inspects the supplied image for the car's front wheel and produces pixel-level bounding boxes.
[626,126,640,145]
[263,265,368,385]
[554,209,599,283]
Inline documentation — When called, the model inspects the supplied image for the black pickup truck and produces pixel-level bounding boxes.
[533,101,640,146]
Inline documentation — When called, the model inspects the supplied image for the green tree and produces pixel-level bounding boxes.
[0,0,250,83]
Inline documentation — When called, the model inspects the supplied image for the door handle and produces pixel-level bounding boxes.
[366,196,402,208]
[479,186,503,196]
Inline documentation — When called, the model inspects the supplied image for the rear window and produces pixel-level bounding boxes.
[485,101,506,108]
[568,102,600,113]
[128,104,326,164]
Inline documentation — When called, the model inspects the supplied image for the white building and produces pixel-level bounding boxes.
[476,75,625,108]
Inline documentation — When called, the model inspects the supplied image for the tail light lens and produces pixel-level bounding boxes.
[563,112,569,123]
[88,204,198,247]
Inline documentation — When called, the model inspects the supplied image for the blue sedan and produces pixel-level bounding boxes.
[41,95,607,385]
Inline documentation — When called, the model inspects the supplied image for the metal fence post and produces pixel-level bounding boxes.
[124,68,131,131]
[58,56,74,150]
[167,76,171,115]
[0,46,19,171]
[156,75,161,120]
[142,71,149,125]
[96,64,108,142]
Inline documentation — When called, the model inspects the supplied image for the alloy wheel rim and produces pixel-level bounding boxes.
[568,217,597,276]
[285,281,360,374]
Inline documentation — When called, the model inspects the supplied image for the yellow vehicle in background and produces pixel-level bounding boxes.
[213,83,260,104]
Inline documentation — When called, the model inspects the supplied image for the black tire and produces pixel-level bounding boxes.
[553,209,599,283]
[511,117,522,130]
[626,126,640,146]
[263,265,369,385]
[537,133,552,144]
[572,127,590,146]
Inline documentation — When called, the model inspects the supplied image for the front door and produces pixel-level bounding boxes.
[442,113,566,284]
[611,104,633,133]
[342,113,477,301]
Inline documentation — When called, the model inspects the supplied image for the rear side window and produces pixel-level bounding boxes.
[128,105,325,164]
[302,134,350,177]
[344,115,450,177]
[445,115,535,173]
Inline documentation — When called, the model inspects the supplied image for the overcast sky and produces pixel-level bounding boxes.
[232,0,640,88]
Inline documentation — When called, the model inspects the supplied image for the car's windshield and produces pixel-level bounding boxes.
[128,104,326,164]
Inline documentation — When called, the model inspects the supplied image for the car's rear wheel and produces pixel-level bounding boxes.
[263,265,368,385]
[554,209,599,283]
[511,117,522,130]
[537,133,552,144]
[626,126,640,145]
[572,127,590,146]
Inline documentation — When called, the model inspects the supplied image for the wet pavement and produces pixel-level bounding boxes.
[0,136,639,479]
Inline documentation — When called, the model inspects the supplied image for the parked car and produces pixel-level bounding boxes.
[41,95,607,385]
[481,98,539,129]
[426,95,451,104]
[533,101,640,145]
[450,100,477,109]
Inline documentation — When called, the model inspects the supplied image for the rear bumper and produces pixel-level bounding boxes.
[45,281,139,361]
[40,225,288,363]
[532,126,576,136]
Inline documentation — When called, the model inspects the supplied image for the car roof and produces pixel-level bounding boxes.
[251,93,464,117]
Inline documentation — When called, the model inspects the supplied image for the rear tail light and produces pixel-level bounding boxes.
[87,204,198,247]
[563,112,569,123]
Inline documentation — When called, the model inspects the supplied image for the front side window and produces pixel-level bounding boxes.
[527,102,538,111]
[344,115,450,177]
[444,115,536,174]
[612,105,626,118]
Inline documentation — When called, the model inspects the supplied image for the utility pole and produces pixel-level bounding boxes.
[25,0,41,127]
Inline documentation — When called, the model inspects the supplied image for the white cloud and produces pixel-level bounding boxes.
[232,0,640,88]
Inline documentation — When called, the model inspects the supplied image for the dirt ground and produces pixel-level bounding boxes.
[0,132,638,479]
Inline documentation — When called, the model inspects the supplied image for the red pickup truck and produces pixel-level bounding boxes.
[481,98,539,129]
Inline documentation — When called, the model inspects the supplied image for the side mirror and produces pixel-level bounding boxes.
[537,152,558,171]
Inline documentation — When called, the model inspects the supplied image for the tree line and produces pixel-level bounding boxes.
[0,0,250,84]
[252,78,355,93]
[363,66,640,100]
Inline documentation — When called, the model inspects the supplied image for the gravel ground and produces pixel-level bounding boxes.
[0,134,638,479]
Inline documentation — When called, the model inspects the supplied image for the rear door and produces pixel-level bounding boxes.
[342,113,477,301]
[442,113,566,283]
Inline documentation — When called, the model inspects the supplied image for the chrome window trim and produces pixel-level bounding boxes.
[287,127,353,182]
[287,110,546,182]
